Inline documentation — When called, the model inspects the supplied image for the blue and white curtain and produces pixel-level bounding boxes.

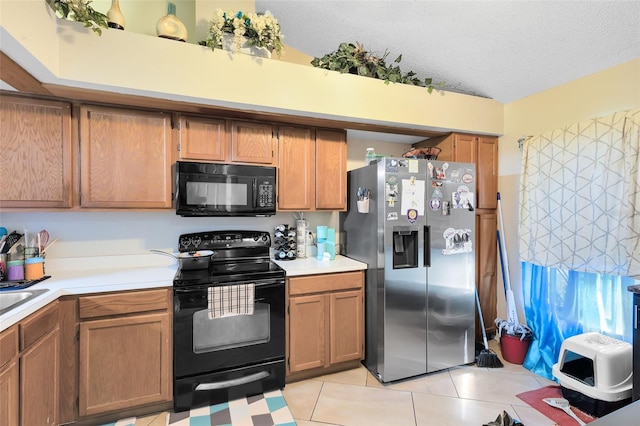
[518,108,640,379]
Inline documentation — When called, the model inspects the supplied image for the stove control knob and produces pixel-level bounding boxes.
[252,234,260,241]
[191,236,202,247]
[261,234,269,242]
[179,236,192,249]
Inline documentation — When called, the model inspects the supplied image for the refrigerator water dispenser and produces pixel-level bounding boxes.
[392,228,418,269]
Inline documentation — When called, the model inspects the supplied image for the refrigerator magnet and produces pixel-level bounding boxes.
[387,212,398,221]
[430,198,441,211]
[407,208,418,223]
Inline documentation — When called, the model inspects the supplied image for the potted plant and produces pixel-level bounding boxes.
[203,9,284,58]
[311,42,442,92]
[47,0,108,35]
[495,318,533,365]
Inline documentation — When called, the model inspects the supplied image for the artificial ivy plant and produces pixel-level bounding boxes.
[311,42,441,92]
[47,0,108,35]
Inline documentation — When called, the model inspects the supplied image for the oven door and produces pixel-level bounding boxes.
[173,277,285,379]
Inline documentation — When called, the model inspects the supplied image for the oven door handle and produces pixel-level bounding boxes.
[194,370,270,391]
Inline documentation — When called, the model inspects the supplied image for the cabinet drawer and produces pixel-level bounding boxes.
[79,289,169,319]
[19,301,59,351]
[0,326,18,368]
[289,271,363,296]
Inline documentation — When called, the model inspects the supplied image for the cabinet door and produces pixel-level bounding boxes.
[21,328,59,426]
[0,95,73,208]
[477,136,498,209]
[277,126,315,210]
[230,121,275,165]
[79,312,171,417]
[178,116,227,162]
[315,129,347,210]
[330,290,363,364]
[453,134,476,163]
[79,105,172,208]
[476,211,497,337]
[288,294,326,373]
[0,361,19,426]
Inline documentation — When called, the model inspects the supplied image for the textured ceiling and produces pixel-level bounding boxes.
[256,0,640,104]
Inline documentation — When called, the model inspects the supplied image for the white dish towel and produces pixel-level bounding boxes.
[207,284,255,319]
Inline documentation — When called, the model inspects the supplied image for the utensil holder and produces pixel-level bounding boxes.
[357,199,369,213]
[25,257,45,280]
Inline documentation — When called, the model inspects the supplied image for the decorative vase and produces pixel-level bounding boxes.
[156,2,188,42]
[107,0,125,30]
[220,34,271,59]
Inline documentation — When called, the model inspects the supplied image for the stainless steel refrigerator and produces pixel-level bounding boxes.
[339,157,476,383]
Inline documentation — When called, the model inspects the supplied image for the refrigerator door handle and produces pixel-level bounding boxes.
[424,225,431,267]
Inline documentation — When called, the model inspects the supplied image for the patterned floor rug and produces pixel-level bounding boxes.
[103,389,296,426]
[167,389,295,426]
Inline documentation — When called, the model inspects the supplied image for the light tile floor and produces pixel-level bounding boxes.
[283,339,559,426]
[126,339,558,426]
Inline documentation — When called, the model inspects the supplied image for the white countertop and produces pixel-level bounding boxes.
[274,255,367,276]
[0,253,367,332]
[0,254,178,332]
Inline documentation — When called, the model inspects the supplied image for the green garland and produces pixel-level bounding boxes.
[312,42,442,92]
[48,0,108,35]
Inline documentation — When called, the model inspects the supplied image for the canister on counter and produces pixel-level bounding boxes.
[7,260,24,281]
[25,257,45,280]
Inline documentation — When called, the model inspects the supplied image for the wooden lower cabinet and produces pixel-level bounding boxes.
[0,325,19,426]
[0,359,19,426]
[0,301,61,426]
[78,289,172,418]
[287,271,364,379]
[330,291,363,364]
[476,210,498,337]
[21,328,59,426]
[289,294,326,372]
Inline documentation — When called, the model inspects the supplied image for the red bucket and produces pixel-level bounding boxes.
[500,334,532,364]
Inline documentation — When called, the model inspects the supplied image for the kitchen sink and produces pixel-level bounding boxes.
[0,289,48,316]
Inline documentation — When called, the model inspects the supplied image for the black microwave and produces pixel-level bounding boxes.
[175,161,276,217]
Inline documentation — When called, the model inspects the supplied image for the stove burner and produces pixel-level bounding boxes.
[173,230,284,287]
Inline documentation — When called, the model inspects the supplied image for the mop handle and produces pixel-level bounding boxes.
[497,192,520,325]
[497,193,513,292]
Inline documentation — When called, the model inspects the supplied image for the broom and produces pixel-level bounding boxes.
[475,287,503,368]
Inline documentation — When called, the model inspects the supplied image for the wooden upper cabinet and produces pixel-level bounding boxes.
[0,95,73,208]
[277,126,315,210]
[413,132,497,208]
[415,133,476,163]
[451,133,476,164]
[315,129,347,210]
[79,105,173,208]
[178,115,227,162]
[476,136,498,209]
[230,121,276,165]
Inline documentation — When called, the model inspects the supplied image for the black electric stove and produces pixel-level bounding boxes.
[173,230,285,287]
[172,230,286,412]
